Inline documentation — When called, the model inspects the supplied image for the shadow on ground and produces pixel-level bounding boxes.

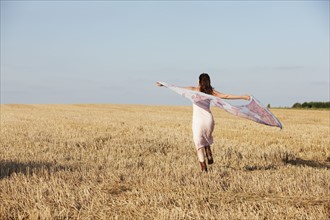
[243,158,330,171]
[243,164,278,171]
[0,160,75,179]
[283,158,330,169]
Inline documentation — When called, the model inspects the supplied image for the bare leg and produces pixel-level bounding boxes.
[197,147,207,172]
[205,145,214,164]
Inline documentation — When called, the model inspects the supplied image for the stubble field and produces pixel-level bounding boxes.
[0,104,329,219]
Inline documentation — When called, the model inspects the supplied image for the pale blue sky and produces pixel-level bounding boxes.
[1,0,329,107]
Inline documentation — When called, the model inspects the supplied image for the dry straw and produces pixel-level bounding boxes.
[0,104,329,219]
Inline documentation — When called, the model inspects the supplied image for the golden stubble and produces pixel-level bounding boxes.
[0,104,329,219]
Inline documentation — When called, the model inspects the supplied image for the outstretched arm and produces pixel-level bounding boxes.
[182,86,197,91]
[156,82,249,100]
[213,90,250,100]
[156,82,197,91]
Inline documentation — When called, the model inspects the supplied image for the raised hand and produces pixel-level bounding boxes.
[156,82,164,87]
[244,95,251,100]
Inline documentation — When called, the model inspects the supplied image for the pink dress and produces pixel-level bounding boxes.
[192,99,214,150]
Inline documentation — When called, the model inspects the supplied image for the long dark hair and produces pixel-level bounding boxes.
[199,73,213,95]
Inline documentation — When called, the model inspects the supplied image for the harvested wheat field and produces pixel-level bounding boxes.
[0,104,329,219]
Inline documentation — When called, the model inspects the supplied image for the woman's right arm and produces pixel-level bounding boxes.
[156,82,197,91]
[213,90,250,100]
[183,86,197,91]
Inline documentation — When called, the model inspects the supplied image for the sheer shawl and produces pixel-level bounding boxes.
[160,82,282,129]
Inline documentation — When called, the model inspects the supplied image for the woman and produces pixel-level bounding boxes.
[157,73,250,172]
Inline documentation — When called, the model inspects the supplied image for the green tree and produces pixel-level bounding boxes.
[293,102,330,109]
[292,103,302,108]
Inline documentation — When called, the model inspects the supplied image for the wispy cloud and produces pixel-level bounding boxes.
[310,81,330,86]
[274,65,304,70]
[248,65,305,71]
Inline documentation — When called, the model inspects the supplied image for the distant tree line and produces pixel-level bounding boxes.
[292,101,330,109]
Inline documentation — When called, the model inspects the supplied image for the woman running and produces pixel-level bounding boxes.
[157,73,250,172]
